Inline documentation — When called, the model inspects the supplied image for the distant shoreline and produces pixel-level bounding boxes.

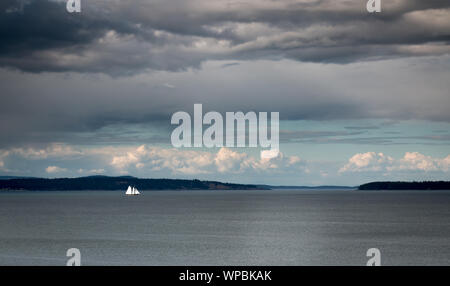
[1,176,449,191]
[0,175,355,191]
[359,181,450,191]
[0,176,264,191]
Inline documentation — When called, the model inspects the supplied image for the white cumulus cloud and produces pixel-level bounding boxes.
[340,152,450,173]
[10,143,82,159]
[45,166,68,174]
[110,145,305,175]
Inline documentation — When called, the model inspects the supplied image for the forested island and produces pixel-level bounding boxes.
[359,181,450,190]
[1,176,449,191]
[0,176,265,191]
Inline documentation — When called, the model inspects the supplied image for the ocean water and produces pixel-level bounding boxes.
[0,189,449,265]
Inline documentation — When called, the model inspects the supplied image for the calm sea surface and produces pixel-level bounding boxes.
[0,189,449,265]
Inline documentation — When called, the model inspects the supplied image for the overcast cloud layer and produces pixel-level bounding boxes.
[0,0,449,184]
[1,0,450,74]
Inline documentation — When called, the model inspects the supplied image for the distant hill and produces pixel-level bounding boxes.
[261,185,355,190]
[7,177,447,191]
[0,176,266,191]
[359,181,450,190]
[0,176,36,180]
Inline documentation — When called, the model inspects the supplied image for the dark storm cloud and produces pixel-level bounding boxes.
[0,0,197,74]
[0,0,449,149]
[0,0,449,74]
[1,51,450,148]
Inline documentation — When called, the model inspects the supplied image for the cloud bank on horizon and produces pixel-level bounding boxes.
[1,144,449,185]
[0,0,449,185]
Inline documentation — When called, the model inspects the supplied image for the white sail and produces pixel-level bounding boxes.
[126,185,140,195]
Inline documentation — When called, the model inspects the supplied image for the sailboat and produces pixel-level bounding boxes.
[125,185,140,195]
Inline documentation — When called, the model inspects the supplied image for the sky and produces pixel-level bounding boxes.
[0,0,449,185]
